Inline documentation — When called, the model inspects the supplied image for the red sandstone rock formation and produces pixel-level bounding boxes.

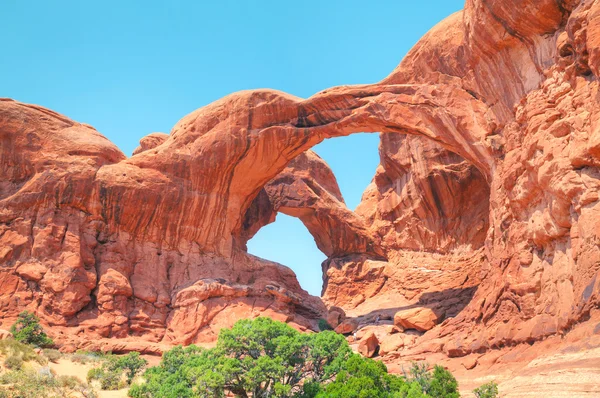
[1,4,599,392]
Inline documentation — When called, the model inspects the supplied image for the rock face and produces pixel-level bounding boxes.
[0,1,599,385]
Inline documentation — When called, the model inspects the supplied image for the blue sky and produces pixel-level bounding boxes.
[2,0,464,296]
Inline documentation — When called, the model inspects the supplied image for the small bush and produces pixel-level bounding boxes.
[474,381,499,398]
[72,351,104,364]
[71,353,92,364]
[87,367,104,383]
[88,361,129,390]
[429,365,459,398]
[100,371,126,390]
[57,375,81,389]
[406,362,432,393]
[43,348,62,363]
[9,311,53,348]
[4,355,23,370]
[117,352,148,385]
[88,352,147,390]
[318,318,333,331]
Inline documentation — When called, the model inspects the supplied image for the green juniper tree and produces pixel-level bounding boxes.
[10,311,53,348]
[128,318,460,398]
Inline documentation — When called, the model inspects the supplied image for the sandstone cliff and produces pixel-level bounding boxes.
[1,2,599,391]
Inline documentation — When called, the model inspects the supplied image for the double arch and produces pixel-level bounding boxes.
[111,82,496,257]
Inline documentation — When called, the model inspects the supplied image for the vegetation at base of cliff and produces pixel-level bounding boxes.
[87,351,148,390]
[0,335,141,397]
[128,317,461,398]
[9,311,54,348]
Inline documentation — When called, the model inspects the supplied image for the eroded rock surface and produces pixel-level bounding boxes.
[0,2,599,390]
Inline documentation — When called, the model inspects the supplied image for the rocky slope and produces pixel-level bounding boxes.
[1,0,599,392]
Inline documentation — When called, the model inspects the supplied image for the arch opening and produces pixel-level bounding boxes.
[246,133,381,296]
[243,128,491,313]
[247,213,327,296]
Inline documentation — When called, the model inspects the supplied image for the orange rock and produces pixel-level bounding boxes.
[358,331,379,358]
[461,356,478,370]
[394,307,444,332]
[326,310,343,329]
[335,319,359,335]
[379,334,404,356]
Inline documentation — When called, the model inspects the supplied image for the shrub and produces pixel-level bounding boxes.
[87,352,146,390]
[72,350,108,364]
[72,352,94,364]
[87,366,124,390]
[400,362,460,398]
[4,355,23,370]
[318,354,409,397]
[128,318,464,398]
[57,375,81,389]
[428,365,459,398]
[474,381,499,398]
[9,311,53,348]
[43,348,62,363]
[116,352,148,385]
[406,361,432,393]
[87,367,104,383]
[318,318,333,331]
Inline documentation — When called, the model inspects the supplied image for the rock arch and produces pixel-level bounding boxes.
[102,83,496,259]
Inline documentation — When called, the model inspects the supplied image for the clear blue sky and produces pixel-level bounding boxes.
[2,0,464,296]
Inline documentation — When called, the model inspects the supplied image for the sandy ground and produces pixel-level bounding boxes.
[47,355,161,398]
[49,358,128,398]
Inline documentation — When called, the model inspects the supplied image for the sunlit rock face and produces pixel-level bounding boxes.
[1,2,599,380]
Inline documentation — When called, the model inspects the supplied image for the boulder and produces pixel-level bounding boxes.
[335,319,359,335]
[394,307,444,332]
[358,331,379,358]
[379,334,405,356]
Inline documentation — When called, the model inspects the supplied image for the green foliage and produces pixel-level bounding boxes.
[87,367,105,383]
[3,355,23,370]
[87,364,125,390]
[406,361,431,394]
[0,367,97,398]
[317,318,333,331]
[9,311,54,348]
[128,318,462,398]
[117,352,148,385]
[87,352,147,390]
[473,381,499,398]
[404,382,426,398]
[130,317,352,397]
[428,365,459,398]
[318,354,408,397]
